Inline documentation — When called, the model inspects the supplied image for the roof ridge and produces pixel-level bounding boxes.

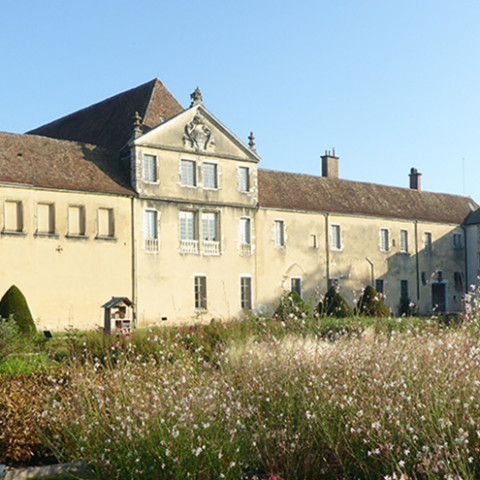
[26,79,158,134]
[258,168,476,201]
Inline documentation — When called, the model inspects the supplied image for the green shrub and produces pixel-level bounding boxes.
[356,285,390,317]
[318,286,353,318]
[0,285,36,334]
[398,295,416,316]
[273,290,308,321]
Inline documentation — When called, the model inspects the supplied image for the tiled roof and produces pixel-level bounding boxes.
[28,79,184,153]
[258,169,477,224]
[0,132,133,195]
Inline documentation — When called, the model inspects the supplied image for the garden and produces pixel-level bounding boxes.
[2,285,480,479]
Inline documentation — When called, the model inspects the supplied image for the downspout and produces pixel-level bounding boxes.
[325,213,330,290]
[414,220,420,302]
[131,196,138,328]
[365,257,374,286]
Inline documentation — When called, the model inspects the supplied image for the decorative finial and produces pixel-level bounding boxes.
[132,111,143,139]
[190,87,203,107]
[248,131,256,150]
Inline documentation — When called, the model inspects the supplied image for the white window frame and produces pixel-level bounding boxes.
[202,161,218,189]
[330,224,342,251]
[274,219,285,247]
[238,166,250,192]
[36,202,55,235]
[239,217,252,256]
[194,275,207,310]
[180,211,198,254]
[290,277,302,298]
[240,276,253,310]
[144,209,159,253]
[201,211,220,255]
[180,159,197,187]
[380,228,390,252]
[400,229,409,253]
[143,154,158,183]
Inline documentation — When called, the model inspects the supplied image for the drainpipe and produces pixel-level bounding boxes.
[365,257,374,286]
[325,213,330,290]
[131,196,137,328]
[414,221,420,302]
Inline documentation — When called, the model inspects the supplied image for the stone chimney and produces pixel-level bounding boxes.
[321,149,339,178]
[409,167,422,190]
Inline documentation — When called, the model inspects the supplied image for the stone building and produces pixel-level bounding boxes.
[0,79,477,330]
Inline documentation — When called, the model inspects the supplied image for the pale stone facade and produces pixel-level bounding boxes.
[0,79,477,330]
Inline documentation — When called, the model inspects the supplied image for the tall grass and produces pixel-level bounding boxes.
[40,317,480,480]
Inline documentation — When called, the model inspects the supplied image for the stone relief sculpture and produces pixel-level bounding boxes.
[183,113,214,151]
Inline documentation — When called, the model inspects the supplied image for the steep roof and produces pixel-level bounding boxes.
[465,209,480,225]
[258,169,477,224]
[0,132,133,195]
[28,79,184,153]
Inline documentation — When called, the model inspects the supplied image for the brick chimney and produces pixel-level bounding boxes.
[409,167,422,190]
[321,149,339,178]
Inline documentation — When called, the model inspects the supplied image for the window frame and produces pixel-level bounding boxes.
[36,202,55,236]
[194,275,207,310]
[3,200,24,234]
[67,205,86,237]
[331,224,342,251]
[453,232,463,249]
[143,154,158,183]
[375,279,384,294]
[202,161,218,189]
[274,219,285,247]
[400,229,409,253]
[238,166,250,192]
[400,279,409,299]
[290,277,302,298]
[240,276,252,310]
[380,228,390,252]
[97,207,115,239]
[239,217,251,245]
[144,209,159,252]
[180,159,197,187]
[424,232,433,253]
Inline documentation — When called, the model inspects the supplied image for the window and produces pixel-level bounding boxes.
[143,154,157,183]
[421,272,427,285]
[453,233,463,249]
[331,224,341,250]
[194,276,207,310]
[240,217,251,244]
[144,210,159,252]
[202,212,219,255]
[37,203,55,234]
[375,279,384,294]
[180,211,198,254]
[311,234,318,248]
[181,160,196,186]
[400,280,409,299]
[97,208,114,238]
[239,217,252,256]
[400,229,408,253]
[424,232,432,253]
[68,206,85,236]
[274,220,285,247]
[477,252,480,271]
[380,228,390,252]
[238,166,250,192]
[4,201,23,233]
[203,162,218,189]
[240,276,252,309]
[291,277,302,297]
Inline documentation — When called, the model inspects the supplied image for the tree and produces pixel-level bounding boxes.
[318,286,353,318]
[356,285,390,317]
[0,285,36,334]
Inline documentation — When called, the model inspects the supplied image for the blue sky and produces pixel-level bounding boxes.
[1,0,479,199]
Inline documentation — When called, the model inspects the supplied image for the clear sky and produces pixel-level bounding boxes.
[1,0,479,200]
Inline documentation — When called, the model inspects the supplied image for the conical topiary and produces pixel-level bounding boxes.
[274,290,307,321]
[356,285,390,317]
[0,285,36,334]
[318,286,353,318]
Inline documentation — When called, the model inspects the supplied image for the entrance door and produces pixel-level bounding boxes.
[432,283,446,312]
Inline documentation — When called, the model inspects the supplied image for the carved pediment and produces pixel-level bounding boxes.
[183,113,215,152]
